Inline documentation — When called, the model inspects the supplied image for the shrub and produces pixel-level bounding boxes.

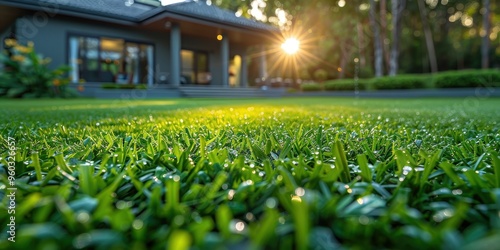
[0,39,74,98]
[101,83,119,89]
[301,82,322,91]
[370,75,429,90]
[101,83,148,90]
[136,84,148,89]
[119,84,136,89]
[433,70,500,88]
[324,79,368,91]
[313,68,328,82]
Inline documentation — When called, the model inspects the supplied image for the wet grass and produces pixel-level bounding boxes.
[1,97,500,250]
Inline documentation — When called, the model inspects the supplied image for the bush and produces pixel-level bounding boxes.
[370,75,429,90]
[313,69,328,82]
[301,82,322,91]
[136,84,148,89]
[324,79,368,91]
[119,84,136,89]
[101,83,119,89]
[101,83,148,90]
[433,70,500,88]
[0,39,74,98]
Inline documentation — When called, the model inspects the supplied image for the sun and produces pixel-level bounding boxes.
[281,38,300,55]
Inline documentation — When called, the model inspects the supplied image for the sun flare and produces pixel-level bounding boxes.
[281,38,300,55]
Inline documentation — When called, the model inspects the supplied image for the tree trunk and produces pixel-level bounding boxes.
[380,0,390,72]
[389,0,405,76]
[357,23,366,68]
[370,0,383,77]
[482,0,491,69]
[417,0,438,74]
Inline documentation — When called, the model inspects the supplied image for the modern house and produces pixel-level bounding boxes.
[0,0,280,97]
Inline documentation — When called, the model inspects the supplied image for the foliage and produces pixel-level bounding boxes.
[324,79,369,91]
[101,83,149,90]
[0,39,74,98]
[214,0,500,77]
[370,74,429,90]
[313,68,329,82]
[433,69,500,88]
[1,98,500,249]
[298,70,500,91]
[300,82,322,91]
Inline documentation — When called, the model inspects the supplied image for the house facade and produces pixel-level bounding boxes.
[0,0,277,89]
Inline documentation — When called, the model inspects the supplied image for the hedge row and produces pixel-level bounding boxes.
[101,83,148,89]
[310,69,500,92]
[324,79,369,91]
[433,70,500,88]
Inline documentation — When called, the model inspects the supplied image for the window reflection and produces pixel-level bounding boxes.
[69,35,154,85]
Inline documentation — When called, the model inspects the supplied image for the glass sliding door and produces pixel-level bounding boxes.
[181,49,210,85]
[68,34,154,85]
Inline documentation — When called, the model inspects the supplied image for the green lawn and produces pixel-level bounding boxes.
[1,98,500,249]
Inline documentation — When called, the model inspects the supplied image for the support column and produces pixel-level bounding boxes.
[170,23,181,87]
[258,45,267,81]
[240,51,248,87]
[221,34,229,87]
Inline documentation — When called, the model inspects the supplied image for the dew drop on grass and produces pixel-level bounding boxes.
[461,168,468,172]
[249,163,255,168]
[173,215,184,226]
[245,213,255,221]
[258,171,265,177]
[73,233,91,249]
[443,208,454,217]
[295,187,305,197]
[228,190,235,200]
[279,217,286,224]
[266,198,277,208]
[231,220,246,233]
[433,214,443,222]
[359,215,370,225]
[277,175,283,181]
[452,189,463,195]
[76,212,90,223]
[132,220,144,230]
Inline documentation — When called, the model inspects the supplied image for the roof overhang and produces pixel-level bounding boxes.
[0,0,140,26]
[141,11,279,45]
[0,5,24,33]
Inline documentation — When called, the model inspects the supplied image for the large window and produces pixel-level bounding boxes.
[181,49,210,85]
[69,35,154,85]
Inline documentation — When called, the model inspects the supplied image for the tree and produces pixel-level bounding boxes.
[416,0,437,74]
[482,0,491,69]
[370,0,383,77]
[380,0,390,72]
[389,0,406,76]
